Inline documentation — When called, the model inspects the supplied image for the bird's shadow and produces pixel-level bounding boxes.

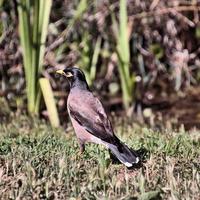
[109,147,149,169]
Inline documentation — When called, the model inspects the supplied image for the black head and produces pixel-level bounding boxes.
[56,67,89,90]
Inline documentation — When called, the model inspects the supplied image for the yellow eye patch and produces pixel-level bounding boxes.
[56,70,73,77]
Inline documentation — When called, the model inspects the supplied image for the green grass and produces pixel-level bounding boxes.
[0,116,199,199]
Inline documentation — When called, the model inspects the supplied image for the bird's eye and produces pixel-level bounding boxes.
[66,72,73,77]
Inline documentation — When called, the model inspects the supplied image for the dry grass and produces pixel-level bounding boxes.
[0,116,199,199]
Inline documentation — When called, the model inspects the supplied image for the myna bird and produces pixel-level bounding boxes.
[56,67,139,167]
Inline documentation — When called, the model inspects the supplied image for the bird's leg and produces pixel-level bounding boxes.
[78,139,85,155]
[71,139,85,162]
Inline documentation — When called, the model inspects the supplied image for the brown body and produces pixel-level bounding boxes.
[67,87,112,151]
[57,67,139,167]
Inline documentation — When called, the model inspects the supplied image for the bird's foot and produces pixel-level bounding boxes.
[78,142,85,155]
[71,149,84,162]
[78,149,84,156]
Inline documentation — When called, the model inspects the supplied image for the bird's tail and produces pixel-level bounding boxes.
[108,141,140,167]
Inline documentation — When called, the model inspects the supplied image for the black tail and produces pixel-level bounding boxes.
[108,141,140,167]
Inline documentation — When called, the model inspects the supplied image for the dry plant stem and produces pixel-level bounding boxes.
[46,5,200,53]
[131,6,200,20]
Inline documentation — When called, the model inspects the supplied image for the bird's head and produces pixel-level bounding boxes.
[56,67,89,90]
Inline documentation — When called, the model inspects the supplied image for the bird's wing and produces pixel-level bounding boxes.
[68,93,116,143]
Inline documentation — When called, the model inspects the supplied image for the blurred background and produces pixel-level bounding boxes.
[1,0,200,130]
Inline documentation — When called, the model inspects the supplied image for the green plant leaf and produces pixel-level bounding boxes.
[39,78,60,128]
[18,0,53,117]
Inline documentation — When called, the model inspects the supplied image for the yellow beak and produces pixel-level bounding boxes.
[56,69,64,75]
[56,69,73,77]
